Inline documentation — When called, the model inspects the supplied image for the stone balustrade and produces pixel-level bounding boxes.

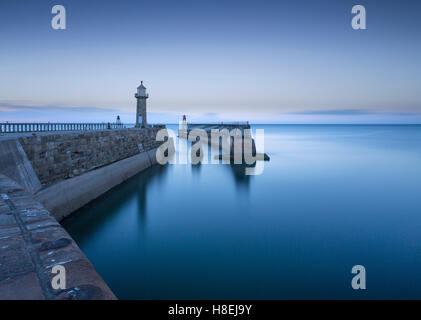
[0,122,125,133]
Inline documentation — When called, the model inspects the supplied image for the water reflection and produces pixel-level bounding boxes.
[135,165,169,231]
[225,164,251,191]
[191,162,202,177]
[62,163,169,239]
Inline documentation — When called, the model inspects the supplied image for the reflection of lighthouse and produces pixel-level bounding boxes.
[135,81,148,128]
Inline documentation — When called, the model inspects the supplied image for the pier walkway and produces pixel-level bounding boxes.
[0,174,116,299]
[186,122,251,134]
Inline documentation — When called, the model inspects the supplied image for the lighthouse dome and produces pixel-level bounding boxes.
[136,81,148,97]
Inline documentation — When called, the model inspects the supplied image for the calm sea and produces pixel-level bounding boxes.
[63,125,421,299]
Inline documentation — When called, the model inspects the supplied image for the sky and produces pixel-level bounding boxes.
[0,0,420,124]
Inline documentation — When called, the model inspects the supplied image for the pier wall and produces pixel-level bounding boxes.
[18,127,164,185]
[35,149,158,221]
[0,126,169,221]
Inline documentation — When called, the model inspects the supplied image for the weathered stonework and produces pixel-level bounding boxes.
[18,127,165,185]
[0,174,116,299]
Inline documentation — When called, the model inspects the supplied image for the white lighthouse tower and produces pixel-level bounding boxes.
[135,81,149,128]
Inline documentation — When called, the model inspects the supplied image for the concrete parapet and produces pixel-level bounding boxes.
[35,148,159,221]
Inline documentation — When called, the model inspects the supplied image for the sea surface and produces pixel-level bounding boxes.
[63,125,421,299]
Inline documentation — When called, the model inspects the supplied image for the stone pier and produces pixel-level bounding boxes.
[179,122,256,159]
[0,126,168,221]
[0,125,172,299]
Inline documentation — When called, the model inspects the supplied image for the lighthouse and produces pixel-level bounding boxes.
[178,114,188,138]
[135,81,149,128]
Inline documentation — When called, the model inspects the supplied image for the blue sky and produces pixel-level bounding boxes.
[0,0,420,123]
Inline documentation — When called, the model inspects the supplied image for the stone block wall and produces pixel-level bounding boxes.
[18,126,166,185]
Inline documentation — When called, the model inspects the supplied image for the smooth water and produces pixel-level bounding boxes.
[63,125,421,299]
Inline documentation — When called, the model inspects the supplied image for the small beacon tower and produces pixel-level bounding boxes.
[178,114,188,139]
[135,81,149,128]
